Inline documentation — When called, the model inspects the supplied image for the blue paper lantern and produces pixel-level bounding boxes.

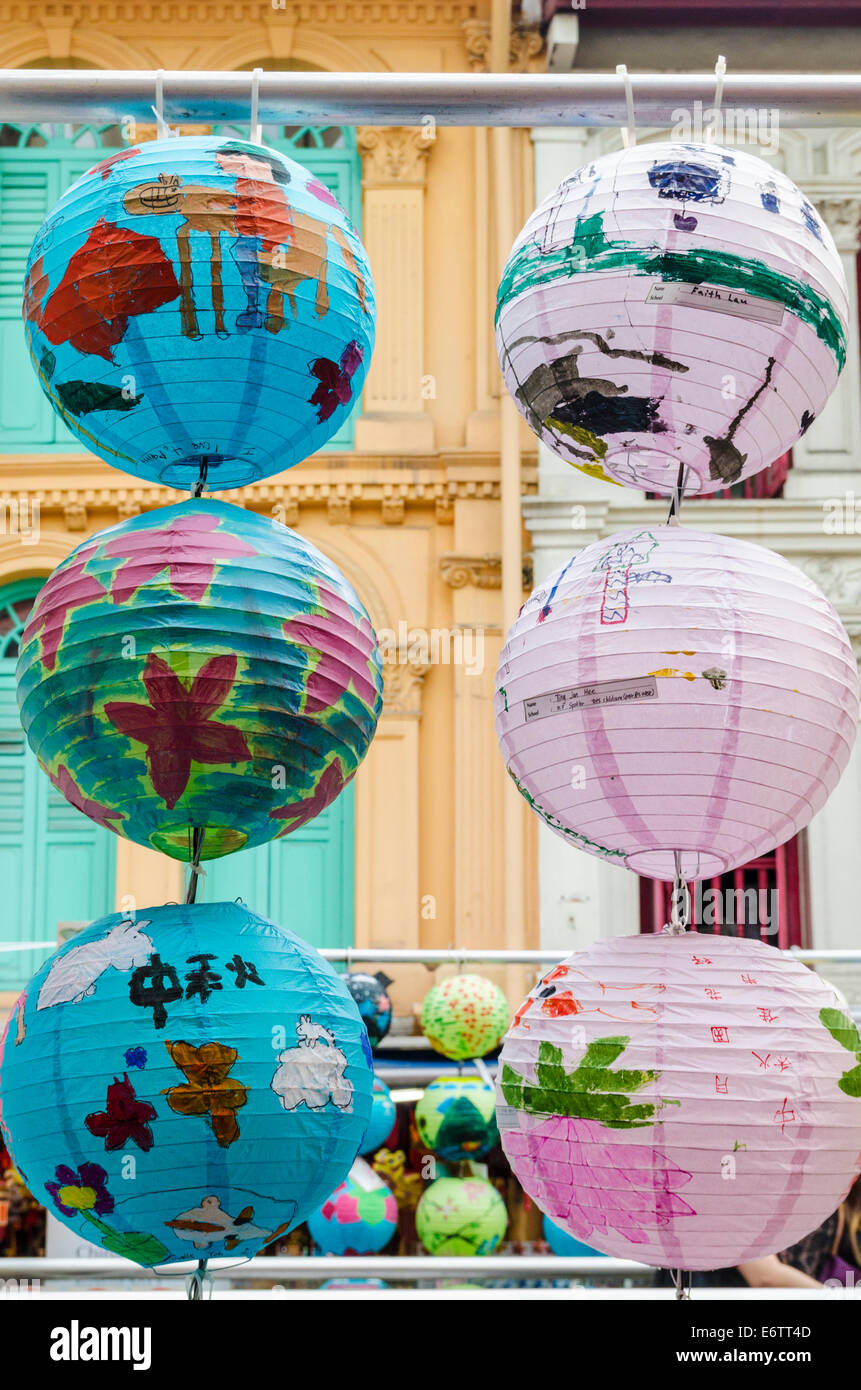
[16,499,382,862]
[359,1078,397,1155]
[23,136,375,490]
[341,971,393,1048]
[307,1158,398,1255]
[0,902,374,1266]
[542,1215,607,1259]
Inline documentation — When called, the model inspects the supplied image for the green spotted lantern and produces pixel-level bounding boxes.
[16,499,382,861]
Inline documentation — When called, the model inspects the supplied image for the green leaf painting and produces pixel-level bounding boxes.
[820,1007,861,1098]
[500,1035,673,1129]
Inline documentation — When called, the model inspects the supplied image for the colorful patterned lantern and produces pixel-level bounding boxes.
[416,1177,508,1256]
[23,136,374,490]
[421,976,509,1061]
[0,902,373,1267]
[415,1076,499,1162]
[359,1078,397,1155]
[496,142,847,495]
[307,1158,398,1255]
[342,971,393,1048]
[496,525,858,882]
[17,499,382,862]
[497,933,861,1270]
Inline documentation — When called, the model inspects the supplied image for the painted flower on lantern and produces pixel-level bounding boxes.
[23,549,105,671]
[47,765,125,830]
[85,1073,157,1152]
[46,1162,114,1217]
[309,341,364,422]
[283,589,379,714]
[504,1114,696,1245]
[104,653,251,808]
[124,1047,147,1070]
[270,760,354,836]
[162,1039,248,1147]
[104,510,258,605]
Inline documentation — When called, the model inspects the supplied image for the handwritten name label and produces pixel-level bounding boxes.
[646,280,784,325]
[523,677,658,722]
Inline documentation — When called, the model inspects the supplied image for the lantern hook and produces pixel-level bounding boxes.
[185,1259,212,1300]
[250,67,263,145]
[152,69,174,140]
[706,55,728,144]
[616,64,637,149]
[185,828,206,903]
[666,462,687,525]
[193,457,209,498]
[671,1266,692,1300]
[666,850,690,935]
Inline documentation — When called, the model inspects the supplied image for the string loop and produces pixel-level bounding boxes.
[616,64,637,149]
[151,69,172,140]
[250,67,263,145]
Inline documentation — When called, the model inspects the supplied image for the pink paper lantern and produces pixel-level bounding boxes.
[497,933,861,1270]
[495,525,858,882]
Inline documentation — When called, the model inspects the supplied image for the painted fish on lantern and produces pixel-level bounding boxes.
[165,1195,277,1251]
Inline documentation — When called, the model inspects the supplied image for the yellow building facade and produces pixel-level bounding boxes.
[0,1,543,1014]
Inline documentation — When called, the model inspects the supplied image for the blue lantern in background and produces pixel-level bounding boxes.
[359,1077,397,1155]
[0,902,373,1266]
[23,136,375,490]
[542,1214,607,1259]
[307,1158,398,1255]
[342,970,393,1048]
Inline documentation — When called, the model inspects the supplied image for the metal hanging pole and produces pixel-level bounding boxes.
[1,70,861,127]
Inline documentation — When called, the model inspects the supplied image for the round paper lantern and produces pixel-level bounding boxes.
[23,135,374,490]
[497,933,861,1270]
[415,1076,499,1162]
[341,971,393,1048]
[0,902,373,1267]
[307,1158,398,1254]
[17,499,382,862]
[359,1078,397,1155]
[496,524,858,881]
[416,1177,507,1256]
[421,976,509,1061]
[542,1215,605,1259]
[496,141,847,495]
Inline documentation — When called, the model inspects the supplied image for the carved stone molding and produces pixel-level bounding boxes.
[327,495,352,525]
[462,19,544,72]
[63,501,87,532]
[816,198,861,253]
[1,1,479,24]
[357,126,435,188]
[793,554,861,609]
[381,655,430,715]
[439,552,502,589]
[381,495,406,525]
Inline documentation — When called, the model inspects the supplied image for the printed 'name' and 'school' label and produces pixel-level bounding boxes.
[524,677,659,722]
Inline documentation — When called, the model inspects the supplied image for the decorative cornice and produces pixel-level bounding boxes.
[357,126,435,188]
[381,655,430,715]
[461,18,544,72]
[1,1,479,25]
[815,197,861,253]
[440,552,502,588]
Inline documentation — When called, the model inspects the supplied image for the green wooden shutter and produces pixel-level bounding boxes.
[0,581,116,992]
[204,782,355,949]
[0,159,58,447]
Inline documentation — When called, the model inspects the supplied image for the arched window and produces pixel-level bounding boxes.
[0,579,115,989]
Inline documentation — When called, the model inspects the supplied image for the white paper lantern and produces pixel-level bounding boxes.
[495,525,859,881]
[497,933,861,1270]
[496,142,848,495]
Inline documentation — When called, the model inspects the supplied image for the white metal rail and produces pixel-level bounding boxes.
[0,1254,650,1281]
[0,70,860,127]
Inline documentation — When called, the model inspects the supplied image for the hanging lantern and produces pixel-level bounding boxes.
[496,141,847,495]
[17,499,382,862]
[542,1214,605,1259]
[421,976,509,1061]
[23,135,374,490]
[307,1158,398,1255]
[497,933,861,1270]
[342,971,393,1048]
[0,902,373,1267]
[495,524,858,882]
[415,1076,500,1162]
[415,1177,508,1256]
[359,1078,397,1155]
